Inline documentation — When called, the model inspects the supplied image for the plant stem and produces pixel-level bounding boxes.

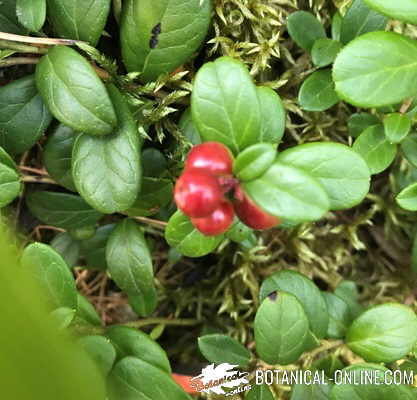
[22,175,57,185]
[0,57,39,67]
[0,39,48,54]
[133,216,168,228]
[124,318,201,329]
[0,31,83,46]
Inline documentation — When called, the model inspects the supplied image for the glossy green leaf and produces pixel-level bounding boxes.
[43,124,76,192]
[16,0,46,31]
[246,384,274,400]
[401,133,417,168]
[198,334,251,366]
[313,355,345,378]
[364,0,417,25]
[287,11,326,51]
[334,281,364,320]
[76,293,102,326]
[333,32,417,108]
[0,0,26,34]
[78,336,116,376]
[108,357,190,400]
[322,293,351,339]
[243,161,330,223]
[72,85,141,214]
[384,113,411,144]
[347,303,417,362]
[142,148,167,178]
[278,143,370,210]
[260,270,329,339]
[106,219,157,316]
[0,75,52,155]
[69,226,96,241]
[179,108,201,145]
[312,38,342,68]
[331,12,342,41]
[120,0,212,82]
[353,125,397,174]
[50,307,76,330]
[165,210,224,257]
[0,163,20,208]
[396,182,417,210]
[291,378,332,400]
[226,219,253,242]
[46,0,111,45]
[106,325,171,373]
[36,46,117,135]
[255,292,309,365]
[26,191,102,230]
[21,242,77,310]
[340,0,387,44]
[257,87,286,145]
[298,69,339,112]
[0,146,16,171]
[233,143,277,182]
[50,232,80,268]
[347,113,380,138]
[191,57,261,154]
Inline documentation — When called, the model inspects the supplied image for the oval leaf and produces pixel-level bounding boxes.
[287,11,326,51]
[383,113,411,144]
[312,38,342,68]
[246,384,274,400]
[364,0,417,25]
[396,182,417,210]
[0,162,21,208]
[348,112,380,138]
[401,133,417,168]
[141,148,167,178]
[0,0,26,34]
[322,293,351,339]
[50,232,80,268]
[76,293,102,326]
[78,335,116,376]
[16,0,46,31]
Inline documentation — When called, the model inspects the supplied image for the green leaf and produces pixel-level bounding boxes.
[0,162,21,208]
[260,270,329,339]
[277,142,370,210]
[16,0,46,31]
[43,124,76,192]
[246,384,274,400]
[0,0,26,34]
[298,69,339,112]
[106,325,171,373]
[322,293,351,339]
[0,146,16,171]
[364,0,417,25]
[198,334,251,366]
[257,87,286,145]
[179,108,201,145]
[226,219,253,242]
[77,336,116,376]
[76,293,102,326]
[401,133,417,168]
[68,226,96,241]
[233,143,277,182]
[347,113,380,138]
[334,281,364,320]
[120,0,212,82]
[50,232,80,268]
[255,292,310,365]
[21,242,77,310]
[26,191,102,230]
[396,182,417,210]
[340,0,387,44]
[333,32,417,108]
[191,57,261,154]
[165,210,224,257]
[331,12,342,41]
[108,357,190,400]
[72,85,141,214]
[106,219,157,316]
[80,224,115,270]
[243,161,330,223]
[36,46,117,136]
[291,378,332,400]
[313,355,345,378]
[287,11,326,51]
[312,38,342,68]
[142,148,167,178]
[50,307,76,330]
[383,113,411,143]
[347,303,417,362]
[0,75,52,155]
[46,0,111,46]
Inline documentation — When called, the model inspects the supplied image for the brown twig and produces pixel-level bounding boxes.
[133,216,168,228]
[0,31,83,46]
[22,175,57,185]
[400,97,413,114]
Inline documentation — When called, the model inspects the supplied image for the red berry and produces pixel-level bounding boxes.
[185,142,233,176]
[233,185,280,230]
[174,169,222,218]
[191,200,234,236]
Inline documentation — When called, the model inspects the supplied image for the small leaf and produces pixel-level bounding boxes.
[142,148,167,178]
[333,32,417,108]
[21,242,77,310]
[226,219,253,243]
[50,307,76,329]
[165,210,224,257]
[246,384,274,400]
[311,38,342,68]
[340,0,387,44]
[347,303,417,362]
[401,133,417,168]
[36,46,117,136]
[0,75,52,155]
[383,113,411,144]
[179,108,201,146]
[255,292,310,365]
[334,281,364,320]
[106,219,157,316]
[191,57,261,154]
[347,113,380,138]
[298,69,339,112]
[331,12,342,41]
[0,0,26,34]
[353,125,397,174]
[198,334,251,366]
[287,11,326,51]
[0,162,21,208]
[16,0,46,31]
[78,336,116,376]
[322,293,351,339]
[291,377,332,400]
[50,232,80,268]
[0,146,16,171]
[364,0,417,25]
[76,293,102,326]
[396,182,417,210]
[69,226,96,241]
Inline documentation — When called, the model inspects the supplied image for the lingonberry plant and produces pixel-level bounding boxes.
[0,0,417,399]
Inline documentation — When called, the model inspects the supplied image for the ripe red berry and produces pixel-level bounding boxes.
[174,169,222,218]
[185,142,233,176]
[191,200,234,236]
[233,185,280,230]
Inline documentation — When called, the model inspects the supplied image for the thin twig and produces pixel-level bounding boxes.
[133,216,168,228]
[0,57,39,67]
[124,318,201,329]
[0,39,48,54]
[22,175,57,184]
[400,97,413,114]
[0,31,84,46]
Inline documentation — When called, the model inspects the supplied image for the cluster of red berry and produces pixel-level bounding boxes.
[174,142,280,236]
